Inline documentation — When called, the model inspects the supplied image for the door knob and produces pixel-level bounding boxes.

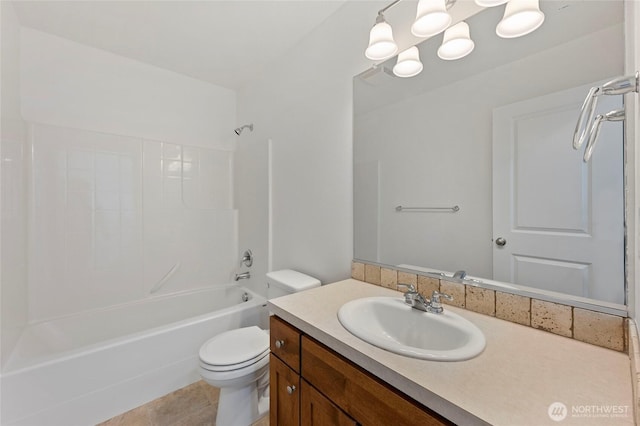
[495,237,507,247]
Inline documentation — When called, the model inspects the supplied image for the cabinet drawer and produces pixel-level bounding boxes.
[301,336,453,426]
[270,315,301,372]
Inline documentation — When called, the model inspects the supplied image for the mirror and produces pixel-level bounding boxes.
[353,1,626,308]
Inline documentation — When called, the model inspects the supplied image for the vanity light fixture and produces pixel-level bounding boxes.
[496,0,545,38]
[437,21,474,60]
[393,46,424,78]
[364,0,545,76]
[411,0,452,38]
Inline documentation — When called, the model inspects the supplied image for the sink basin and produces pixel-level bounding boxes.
[337,297,485,361]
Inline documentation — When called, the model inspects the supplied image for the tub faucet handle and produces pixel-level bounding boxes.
[240,249,253,268]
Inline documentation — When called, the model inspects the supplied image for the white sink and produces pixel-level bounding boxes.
[337,297,486,361]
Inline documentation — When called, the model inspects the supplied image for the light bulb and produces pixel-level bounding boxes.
[365,18,398,61]
[411,0,452,38]
[393,46,424,78]
[437,21,474,60]
[496,0,545,38]
[474,0,509,6]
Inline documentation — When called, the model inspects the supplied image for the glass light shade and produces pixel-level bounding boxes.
[393,46,424,78]
[474,0,509,6]
[411,0,452,38]
[496,0,545,38]
[365,20,398,61]
[437,21,475,60]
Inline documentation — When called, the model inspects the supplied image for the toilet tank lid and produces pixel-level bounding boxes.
[267,269,321,292]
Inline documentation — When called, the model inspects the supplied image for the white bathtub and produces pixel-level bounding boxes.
[1,284,268,426]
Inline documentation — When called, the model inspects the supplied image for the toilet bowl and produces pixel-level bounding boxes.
[199,326,270,426]
[198,269,321,426]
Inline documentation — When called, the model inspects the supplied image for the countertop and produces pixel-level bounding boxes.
[268,279,633,426]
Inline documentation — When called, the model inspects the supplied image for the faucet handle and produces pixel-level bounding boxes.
[397,283,417,293]
[431,290,453,303]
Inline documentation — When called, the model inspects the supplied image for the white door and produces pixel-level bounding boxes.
[492,84,624,304]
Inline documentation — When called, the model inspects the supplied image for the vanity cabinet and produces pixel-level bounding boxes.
[269,315,453,426]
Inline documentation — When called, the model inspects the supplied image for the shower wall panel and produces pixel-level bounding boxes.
[1,1,28,368]
[28,124,236,323]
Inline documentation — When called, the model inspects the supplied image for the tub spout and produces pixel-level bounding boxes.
[235,271,250,281]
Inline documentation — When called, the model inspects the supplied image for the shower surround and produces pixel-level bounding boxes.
[0,122,252,425]
[27,123,237,321]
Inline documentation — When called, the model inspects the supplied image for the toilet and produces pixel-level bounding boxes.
[198,269,321,426]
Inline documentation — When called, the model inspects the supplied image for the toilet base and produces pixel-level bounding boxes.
[216,385,269,426]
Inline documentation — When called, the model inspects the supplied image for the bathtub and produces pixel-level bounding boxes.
[1,284,268,426]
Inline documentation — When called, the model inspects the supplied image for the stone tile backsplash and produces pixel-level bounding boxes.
[573,308,625,352]
[531,299,573,338]
[352,261,627,353]
[496,292,531,326]
[465,286,496,317]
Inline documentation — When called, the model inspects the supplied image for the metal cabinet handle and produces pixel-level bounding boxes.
[286,385,296,394]
[275,339,285,349]
[495,237,507,247]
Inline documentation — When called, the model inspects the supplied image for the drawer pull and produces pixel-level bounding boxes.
[275,339,285,349]
[286,385,296,395]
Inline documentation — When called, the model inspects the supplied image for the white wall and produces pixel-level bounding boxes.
[235,2,384,288]
[1,2,28,368]
[20,28,236,150]
[354,25,623,279]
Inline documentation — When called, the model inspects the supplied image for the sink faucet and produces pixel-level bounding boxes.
[452,270,467,280]
[397,284,453,314]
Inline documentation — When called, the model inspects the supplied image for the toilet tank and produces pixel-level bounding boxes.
[266,269,321,299]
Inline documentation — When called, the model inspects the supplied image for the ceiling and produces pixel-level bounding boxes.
[11,0,349,90]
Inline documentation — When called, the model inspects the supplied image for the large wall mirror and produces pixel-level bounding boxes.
[353,0,626,311]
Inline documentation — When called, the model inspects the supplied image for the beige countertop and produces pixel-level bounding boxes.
[268,279,633,426]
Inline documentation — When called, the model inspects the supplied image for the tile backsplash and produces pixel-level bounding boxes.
[353,261,627,353]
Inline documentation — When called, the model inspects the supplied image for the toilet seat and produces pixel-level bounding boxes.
[199,348,269,372]
[199,326,269,372]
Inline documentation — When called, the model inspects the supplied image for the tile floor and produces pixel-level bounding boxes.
[98,380,269,426]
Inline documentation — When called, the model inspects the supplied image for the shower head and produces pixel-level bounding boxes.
[234,124,254,135]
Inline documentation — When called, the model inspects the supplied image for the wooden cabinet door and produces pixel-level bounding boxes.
[270,354,300,426]
[301,380,356,426]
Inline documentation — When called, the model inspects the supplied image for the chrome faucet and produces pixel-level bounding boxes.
[397,284,453,314]
[235,271,250,281]
[452,270,467,280]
